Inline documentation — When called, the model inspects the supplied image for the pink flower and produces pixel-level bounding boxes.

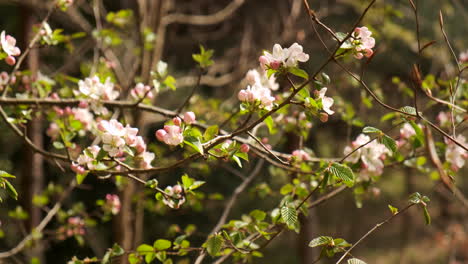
[137,151,155,169]
[183,111,196,125]
[130,83,153,100]
[172,117,182,126]
[5,56,15,66]
[240,144,250,153]
[156,125,184,146]
[261,43,309,69]
[76,76,119,115]
[71,162,86,174]
[1,31,21,57]
[47,122,60,139]
[238,83,275,110]
[163,185,186,209]
[399,123,416,139]
[445,135,468,171]
[105,194,121,215]
[291,149,311,161]
[459,50,468,64]
[352,27,375,59]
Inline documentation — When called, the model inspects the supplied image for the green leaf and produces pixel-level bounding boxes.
[153,239,172,250]
[0,171,15,178]
[362,126,382,134]
[231,155,242,168]
[379,135,397,154]
[184,137,204,154]
[76,172,88,185]
[400,106,416,115]
[206,234,223,256]
[308,236,333,248]
[264,116,275,134]
[53,141,65,149]
[249,210,266,221]
[347,258,367,264]
[203,125,218,141]
[388,205,398,215]
[289,67,309,79]
[137,244,154,254]
[128,253,141,264]
[181,174,193,189]
[329,163,355,187]
[422,206,431,225]
[408,192,422,204]
[145,179,159,189]
[111,243,125,256]
[280,205,298,229]
[5,180,18,200]
[189,181,205,191]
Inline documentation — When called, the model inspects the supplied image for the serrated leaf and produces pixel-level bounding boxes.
[206,234,223,256]
[289,67,309,79]
[362,126,382,134]
[153,239,171,250]
[400,106,416,115]
[280,205,298,229]
[330,163,355,187]
[347,258,367,264]
[379,135,397,154]
[308,236,333,248]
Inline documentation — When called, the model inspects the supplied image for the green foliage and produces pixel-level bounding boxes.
[280,204,298,231]
[193,45,214,68]
[329,163,355,187]
[0,170,17,201]
[348,258,367,264]
[206,234,223,256]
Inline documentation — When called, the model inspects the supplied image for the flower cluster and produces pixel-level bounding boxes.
[245,69,279,91]
[72,145,101,174]
[344,134,389,178]
[47,103,94,140]
[291,149,311,162]
[1,31,21,66]
[259,43,309,69]
[155,112,196,146]
[75,76,119,115]
[57,216,85,240]
[162,185,185,209]
[351,27,375,59]
[445,135,468,171]
[130,83,153,101]
[104,194,121,215]
[238,82,276,110]
[396,123,417,148]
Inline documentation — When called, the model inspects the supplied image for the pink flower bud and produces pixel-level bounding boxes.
[64,107,72,115]
[5,56,15,66]
[78,100,88,108]
[270,60,281,70]
[54,107,64,116]
[259,55,269,68]
[50,93,60,100]
[172,117,182,126]
[183,111,196,125]
[240,143,250,153]
[71,163,86,174]
[156,129,167,141]
[320,113,329,123]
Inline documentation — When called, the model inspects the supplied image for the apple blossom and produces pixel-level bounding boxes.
[76,145,101,170]
[137,151,155,169]
[162,185,186,209]
[105,194,121,215]
[244,69,279,91]
[238,82,275,110]
[459,50,468,64]
[156,125,184,146]
[46,122,60,140]
[344,134,389,178]
[260,43,309,69]
[317,88,335,115]
[445,135,468,171]
[130,83,153,100]
[173,117,182,126]
[76,76,119,115]
[291,149,311,161]
[399,123,416,139]
[0,31,21,56]
[351,27,375,59]
[183,111,196,124]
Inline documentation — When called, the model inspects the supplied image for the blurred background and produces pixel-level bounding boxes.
[0,0,467,263]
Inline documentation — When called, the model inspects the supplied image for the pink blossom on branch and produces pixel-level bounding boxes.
[156,125,184,146]
[351,27,375,60]
[1,31,21,65]
[445,135,468,171]
[260,42,309,69]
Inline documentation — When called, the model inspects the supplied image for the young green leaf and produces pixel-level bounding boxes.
[206,234,223,256]
[308,236,333,248]
[362,126,382,134]
[280,205,298,229]
[348,258,367,264]
[153,239,172,251]
[329,163,355,187]
[379,135,397,154]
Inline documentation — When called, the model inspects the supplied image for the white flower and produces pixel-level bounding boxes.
[1,31,21,57]
[445,135,468,171]
[245,69,279,91]
[318,88,334,115]
[261,42,309,69]
[77,76,119,114]
[138,151,155,169]
[238,82,275,110]
[156,125,184,146]
[344,134,389,178]
[400,123,416,139]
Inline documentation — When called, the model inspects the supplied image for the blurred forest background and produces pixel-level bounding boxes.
[0,0,467,263]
